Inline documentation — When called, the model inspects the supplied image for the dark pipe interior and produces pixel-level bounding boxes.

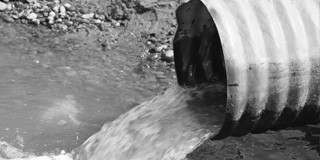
[173,1,226,88]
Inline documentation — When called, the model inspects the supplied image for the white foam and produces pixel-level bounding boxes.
[0,141,74,160]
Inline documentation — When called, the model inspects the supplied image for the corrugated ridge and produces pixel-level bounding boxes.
[205,0,248,121]
[201,0,320,138]
[272,0,311,129]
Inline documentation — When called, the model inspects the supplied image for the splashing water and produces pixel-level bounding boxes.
[79,84,226,160]
[0,84,226,160]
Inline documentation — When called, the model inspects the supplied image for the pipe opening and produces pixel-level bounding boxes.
[174,0,227,88]
[174,0,229,139]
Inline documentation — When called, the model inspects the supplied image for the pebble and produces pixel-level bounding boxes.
[26,12,37,20]
[60,5,66,13]
[48,19,54,24]
[75,18,89,24]
[0,0,132,34]
[52,5,59,13]
[48,16,54,22]
[33,2,41,8]
[161,50,174,62]
[26,0,36,3]
[98,22,111,31]
[42,11,49,17]
[0,2,6,11]
[64,3,75,11]
[79,8,87,14]
[94,13,105,20]
[17,11,24,18]
[21,18,27,24]
[38,17,46,22]
[6,3,12,10]
[146,41,152,46]
[63,20,73,26]
[57,24,68,30]
[147,53,161,62]
[81,13,94,19]
[10,14,19,19]
[31,18,40,25]
[155,44,168,52]
[55,18,62,23]
[93,19,102,24]
[114,21,120,27]
[25,9,33,16]
[0,13,14,23]
[59,6,66,17]
[49,11,56,17]
[42,5,49,11]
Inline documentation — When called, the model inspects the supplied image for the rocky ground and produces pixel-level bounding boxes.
[0,0,182,92]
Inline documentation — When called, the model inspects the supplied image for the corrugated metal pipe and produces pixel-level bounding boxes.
[173,0,320,140]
